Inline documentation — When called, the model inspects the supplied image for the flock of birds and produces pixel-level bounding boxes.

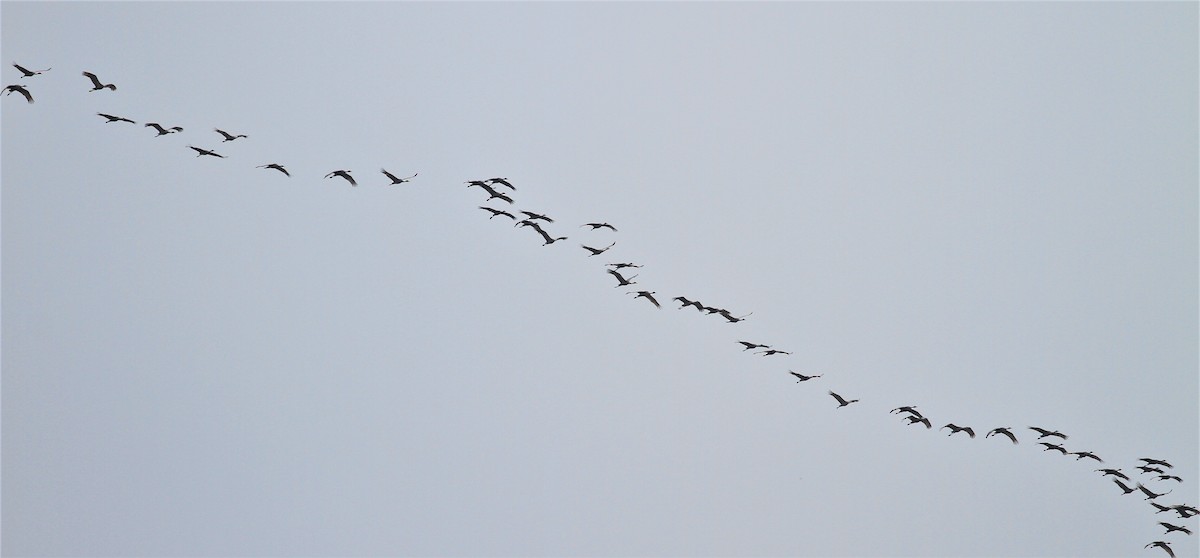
[5,62,1194,557]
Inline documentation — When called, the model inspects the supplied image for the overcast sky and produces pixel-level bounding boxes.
[3,2,1197,557]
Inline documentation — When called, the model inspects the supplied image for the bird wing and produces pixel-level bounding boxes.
[82,71,102,87]
[829,391,847,405]
[381,168,399,181]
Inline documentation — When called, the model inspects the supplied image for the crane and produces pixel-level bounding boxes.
[82,71,116,91]
[257,164,290,176]
[986,427,1019,444]
[607,269,638,288]
[145,122,183,136]
[187,145,225,158]
[627,291,661,308]
[581,222,618,231]
[2,84,33,103]
[828,391,859,408]
[581,241,616,256]
[788,371,821,383]
[12,63,49,77]
[214,128,247,142]
[942,424,976,438]
[97,112,135,124]
[325,170,356,186]
[382,169,417,184]
[479,207,516,220]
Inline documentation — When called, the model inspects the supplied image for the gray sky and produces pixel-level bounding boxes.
[3,2,1197,557]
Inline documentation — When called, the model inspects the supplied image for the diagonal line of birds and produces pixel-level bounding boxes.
[4,62,1194,558]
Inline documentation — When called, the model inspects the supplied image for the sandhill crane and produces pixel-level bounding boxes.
[757,349,791,356]
[488,177,515,190]
[1071,451,1103,463]
[1157,475,1183,483]
[1138,483,1173,500]
[1151,502,1174,514]
[465,180,490,188]
[479,206,515,220]
[382,169,417,184]
[145,122,183,136]
[13,63,49,77]
[1158,522,1190,535]
[325,170,356,186]
[257,163,290,176]
[1141,458,1174,469]
[628,291,661,308]
[520,211,554,223]
[674,296,702,310]
[607,262,642,270]
[1028,426,1067,440]
[1145,541,1175,558]
[986,427,1019,444]
[607,268,637,287]
[97,112,135,124]
[187,145,225,158]
[517,221,565,245]
[582,222,618,231]
[829,391,859,408]
[1097,469,1130,481]
[1113,479,1138,494]
[1171,504,1199,518]
[82,71,116,91]
[890,406,922,417]
[701,305,728,315]
[737,341,769,351]
[582,241,616,256]
[214,128,247,142]
[2,84,33,103]
[488,190,515,204]
[1039,442,1068,454]
[789,371,822,383]
[1139,466,1167,475]
[904,415,932,429]
[717,309,753,323]
[942,424,976,438]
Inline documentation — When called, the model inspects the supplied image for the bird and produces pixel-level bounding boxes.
[520,211,554,223]
[1071,451,1103,463]
[465,180,490,188]
[2,84,33,103]
[1145,541,1175,558]
[582,241,616,256]
[607,268,638,287]
[1039,442,1068,454]
[479,206,515,220]
[517,220,565,245]
[1171,504,1199,518]
[145,122,183,136]
[1096,469,1130,481]
[673,296,702,310]
[628,291,660,308]
[788,371,822,382]
[1138,483,1173,500]
[829,391,859,408]
[257,163,290,176]
[607,262,642,270]
[1141,458,1174,469]
[904,415,932,429]
[757,349,791,356]
[466,181,514,203]
[325,170,356,186]
[1158,522,1191,535]
[985,427,1019,444]
[1113,479,1138,494]
[717,309,753,323]
[1157,475,1184,483]
[487,177,515,190]
[942,424,976,438]
[581,222,618,231]
[12,63,49,77]
[82,71,116,91]
[97,112,135,124]
[1139,465,1167,475]
[381,169,417,184]
[214,128,247,142]
[1151,502,1174,514]
[187,145,225,158]
[486,190,515,204]
[737,340,769,351]
[1028,426,1067,440]
[890,406,922,417]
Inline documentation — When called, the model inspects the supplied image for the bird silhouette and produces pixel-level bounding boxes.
[1039,442,1068,454]
[466,180,513,203]
[82,71,116,91]
[607,268,638,287]
[187,145,225,158]
[1113,479,1138,494]
[1028,426,1067,440]
[789,371,822,382]
[737,341,769,351]
[1138,483,1172,500]
[2,84,33,103]
[628,291,660,308]
[1096,468,1130,481]
[607,262,642,270]
[829,391,859,408]
[1156,475,1183,483]
[1141,458,1174,469]
[479,206,516,220]
[214,128,247,142]
[582,241,616,256]
[942,424,976,438]
[756,349,791,356]
[487,177,515,190]
[520,211,554,223]
[1171,504,1199,518]
[1139,466,1167,475]
[716,309,752,323]
[890,406,922,417]
[1145,541,1175,558]
[145,122,183,136]
[581,222,617,231]
[97,112,135,124]
[257,163,290,176]
[13,63,49,77]
[381,169,417,184]
[986,427,1018,444]
[1071,451,1103,463]
[325,170,356,186]
[904,415,932,429]
[1158,522,1190,535]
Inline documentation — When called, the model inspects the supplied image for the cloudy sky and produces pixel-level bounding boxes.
[3,2,1196,557]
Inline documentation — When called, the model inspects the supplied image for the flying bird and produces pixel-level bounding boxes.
[628,291,661,308]
[382,169,417,184]
[2,84,33,103]
[607,262,642,270]
[1028,426,1067,440]
[12,63,49,77]
[737,341,769,351]
[1158,522,1191,535]
[1039,442,1068,454]
[904,415,932,429]
[97,112,135,123]
[1141,458,1174,469]
[1138,483,1173,500]
[942,424,976,438]
[985,427,1019,444]
[213,128,247,142]
[187,145,225,158]
[581,222,618,231]
[890,406,922,417]
[717,309,753,323]
[828,391,859,408]
[257,163,290,176]
[520,211,554,223]
[1113,479,1138,495]
[325,170,356,186]
[1139,466,1167,475]
[1096,468,1130,481]
[479,206,516,220]
[1071,451,1103,463]
[1156,475,1183,483]
[607,268,638,287]
[789,371,822,382]
[1171,504,1199,518]
[1145,541,1175,558]
[145,122,183,136]
[487,177,515,190]
[756,349,792,356]
[582,241,616,256]
[82,71,116,91]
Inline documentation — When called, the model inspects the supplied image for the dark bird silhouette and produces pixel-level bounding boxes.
[1071,451,1103,463]
[520,211,554,223]
[674,296,704,311]
[82,71,116,91]
[789,371,822,382]
[517,220,566,245]
[607,262,642,270]
[829,391,859,408]
[1157,475,1184,483]
[757,349,791,356]
[1138,483,1173,500]
[257,163,290,176]
[581,222,618,231]
[904,415,932,429]
[1171,505,1199,518]
[382,169,417,184]
[1139,466,1167,475]
[1141,458,1175,469]
[1097,468,1130,481]
[942,424,976,438]
[1028,426,1067,440]
[986,427,1019,444]
[628,291,661,308]
[187,145,225,158]
[97,112,135,123]
[487,177,515,190]
[737,341,769,351]
[1039,442,1068,454]
[1158,522,1191,535]
[607,268,638,287]
[466,181,514,203]
[2,84,33,103]
[13,63,49,77]
[479,206,515,220]
[582,241,616,256]
[1151,502,1174,514]
[716,309,753,323]
[465,180,490,188]
[890,406,922,417]
[1113,479,1138,495]
[1145,541,1175,558]
[214,128,247,142]
[145,122,183,136]
[325,170,356,186]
